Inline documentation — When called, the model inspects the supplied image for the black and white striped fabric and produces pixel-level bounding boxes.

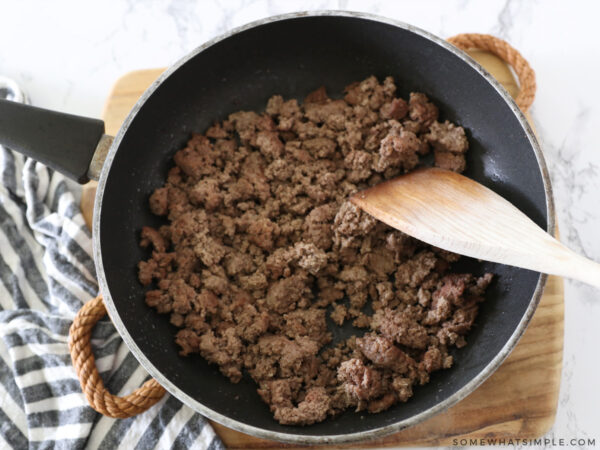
[0,86,223,449]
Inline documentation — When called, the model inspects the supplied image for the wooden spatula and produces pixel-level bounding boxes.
[350,167,600,287]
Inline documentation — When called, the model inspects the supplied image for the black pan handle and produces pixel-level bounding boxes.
[0,98,109,183]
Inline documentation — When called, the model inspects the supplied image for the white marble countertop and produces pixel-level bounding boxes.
[1,0,599,448]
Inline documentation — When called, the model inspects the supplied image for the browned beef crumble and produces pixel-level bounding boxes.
[137,75,493,425]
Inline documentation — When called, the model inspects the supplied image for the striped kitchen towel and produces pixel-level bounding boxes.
[0,84,224,449]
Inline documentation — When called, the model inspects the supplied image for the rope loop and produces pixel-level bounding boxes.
[68,295,166,418]
[447,33,536,112]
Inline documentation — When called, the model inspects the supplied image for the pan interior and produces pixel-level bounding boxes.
[99,15,548,438]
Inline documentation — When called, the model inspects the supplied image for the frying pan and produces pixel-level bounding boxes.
[0,11,553,445]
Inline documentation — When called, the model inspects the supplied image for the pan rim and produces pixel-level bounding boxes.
[93,10,555,445]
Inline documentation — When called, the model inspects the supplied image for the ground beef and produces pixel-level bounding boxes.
[138,76,493,425]
[426,120,469,172]
[338,359,383,402]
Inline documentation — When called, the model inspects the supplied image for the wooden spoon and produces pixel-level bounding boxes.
[350,167,600,287]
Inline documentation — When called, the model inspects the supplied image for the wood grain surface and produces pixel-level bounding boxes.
[81,49,564,448]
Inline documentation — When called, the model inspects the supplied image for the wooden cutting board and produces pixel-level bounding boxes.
[81,50,564,448]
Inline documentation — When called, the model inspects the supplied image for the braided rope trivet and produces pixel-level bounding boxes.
[68,33,536,419]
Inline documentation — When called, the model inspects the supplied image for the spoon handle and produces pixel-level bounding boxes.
[545,241,600,288]
[497,219,600,287]
[490,221,600,288]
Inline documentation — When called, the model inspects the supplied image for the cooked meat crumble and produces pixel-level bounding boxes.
[137,75,493,425]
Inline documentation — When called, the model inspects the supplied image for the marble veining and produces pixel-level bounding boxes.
[1,0,599,448]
